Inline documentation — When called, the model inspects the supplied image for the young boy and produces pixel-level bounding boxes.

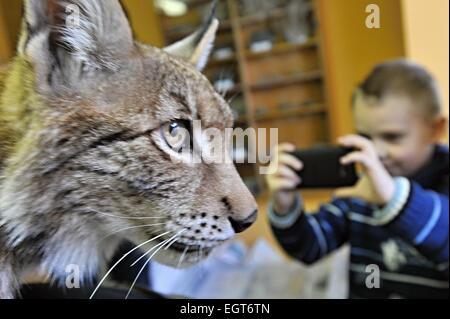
[266,60,448,299]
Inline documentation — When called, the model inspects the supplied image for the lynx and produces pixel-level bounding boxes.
[0,0,257,299]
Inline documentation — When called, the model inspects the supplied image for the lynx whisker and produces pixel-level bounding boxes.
[89,230,172,299]
[164,234,184,251]
[125,230,186,299]
[93,211,165,220]
[96,222,168,245]
[130,229,186,267]
[177,245,190,268]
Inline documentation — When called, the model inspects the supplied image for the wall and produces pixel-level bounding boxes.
[401,0,449,141]
[0,0,22,64]
[316,0,405,140]
[122,0,164,47]
[0,9,12,65]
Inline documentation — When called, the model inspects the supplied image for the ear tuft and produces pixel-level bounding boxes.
[189,18,219,71]
[164,1,219,71]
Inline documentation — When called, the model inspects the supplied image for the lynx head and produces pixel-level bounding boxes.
[3,0,257,269]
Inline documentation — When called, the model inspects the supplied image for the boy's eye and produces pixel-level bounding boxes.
[161,120,192,152]
[357,133,372,140]
[381,133,404,143]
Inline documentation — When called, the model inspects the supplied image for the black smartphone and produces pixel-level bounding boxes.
[291,146,358,189]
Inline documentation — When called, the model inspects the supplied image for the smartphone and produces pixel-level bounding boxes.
[291,146,358,189]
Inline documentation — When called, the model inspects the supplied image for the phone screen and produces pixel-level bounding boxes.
[292,146,359,189]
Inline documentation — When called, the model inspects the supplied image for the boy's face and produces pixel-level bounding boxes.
[353,93,441,177]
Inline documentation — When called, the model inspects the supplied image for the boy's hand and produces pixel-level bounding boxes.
[334,135,396,206]
[266,143,303,215]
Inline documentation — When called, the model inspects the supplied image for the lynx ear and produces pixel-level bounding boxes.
[164,2,219,71]
[19,0,134,90]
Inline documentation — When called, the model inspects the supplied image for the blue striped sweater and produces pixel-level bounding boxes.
[269,145,449,299]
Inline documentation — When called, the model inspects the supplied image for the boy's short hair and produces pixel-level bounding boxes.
[354,59,443,120]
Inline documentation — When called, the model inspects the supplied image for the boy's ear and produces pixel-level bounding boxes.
[164,1,219,71]
[19,0,134,91]
[431,116,449,143]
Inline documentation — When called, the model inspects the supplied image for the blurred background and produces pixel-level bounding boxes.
[1,0,448,298]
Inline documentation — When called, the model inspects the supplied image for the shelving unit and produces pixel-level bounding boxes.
[157,0,331,195]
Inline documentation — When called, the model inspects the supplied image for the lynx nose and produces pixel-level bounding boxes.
[228,209,258,233]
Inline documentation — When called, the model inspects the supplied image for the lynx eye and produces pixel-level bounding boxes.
[161,120,192,152]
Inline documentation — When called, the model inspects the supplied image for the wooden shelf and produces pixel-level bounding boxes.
[238,4,314,27]
[216,83,242,95]
[254,103,326,122]
[160,0,226,10]
[245,38,318,60]
[184,0,213,9]
[208,55,237,67]
[249,70,323,91]
[164,20,232,41]
[238,7,287,26]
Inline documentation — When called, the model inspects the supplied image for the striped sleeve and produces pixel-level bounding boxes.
[381,180,449,268]
[268,195,350,265]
